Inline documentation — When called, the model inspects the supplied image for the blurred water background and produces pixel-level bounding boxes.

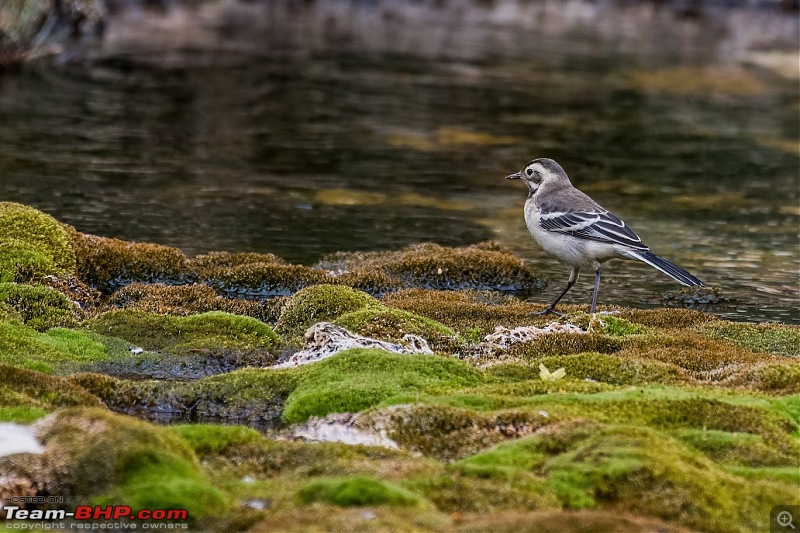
[0,0,798,323]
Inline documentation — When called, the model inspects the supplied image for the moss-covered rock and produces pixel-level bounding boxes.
[674,428,798,468]
[69,368,298,425]
[275,285,380,341]
[0,364,101,422]
[723,361,800,394]
[282,349,484,424]
[109,283,280,323]
[698,321,800,356]
[70,232,187,292]
[0,408,227,524]
[375,404,552,461]
[334,307,455,350]
[0,320,115,373]
[456,422,796,533]
[320,242,545,292]
[0,282,80,331]
[190,252,331,299]
[0,202,76,282]
[487,353,686,386]
[297,476,426,508]
[619,331,776,381]
[87,309,280,355]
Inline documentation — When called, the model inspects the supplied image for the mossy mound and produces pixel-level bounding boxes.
[75,349,484,426]
[193,253,330,298]
[382,289,543,335]
[297,476,426,508]
[488,353,687,386]
[0,408,227,523]
[453,510,695,533]
[187,251,286,275]
[504,333,624,360]
[0,282,80,331]
[0,320,116,374]
[109,283,280,323]
[71,232,187,292]
[674,428,798,468]
[375,404,552,461]
[619,331,777,381]
[0,364,101,422]
[616,308,717,329]
[334,307,456,349]
[87,309,280,355]
[723,361,800,394]
[281,349,484,424]
[319,242,545,292]
[698,321,800,356]
[0,202,76,282]
[455,422,796,533]
[275,284,380,341]
[70,368,298,424]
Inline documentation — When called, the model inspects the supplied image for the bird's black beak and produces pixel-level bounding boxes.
[505,172,522,180]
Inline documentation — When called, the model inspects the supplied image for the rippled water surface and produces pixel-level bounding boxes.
[1,2,798,323]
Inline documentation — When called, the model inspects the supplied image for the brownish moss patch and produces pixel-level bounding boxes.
[109,283,282,323]
[619,331,777,381]
[319,242,544,292]
[71,232,187,292]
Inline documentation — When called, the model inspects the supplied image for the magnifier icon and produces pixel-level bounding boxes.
[778,511,796,529]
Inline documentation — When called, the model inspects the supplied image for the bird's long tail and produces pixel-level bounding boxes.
[624,250,704,287]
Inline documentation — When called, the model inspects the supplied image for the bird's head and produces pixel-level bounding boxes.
[505,158,570,194]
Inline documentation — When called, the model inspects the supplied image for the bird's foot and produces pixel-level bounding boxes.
[534,307,563,317]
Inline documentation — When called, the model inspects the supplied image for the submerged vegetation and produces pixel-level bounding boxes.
[0,203,797,532]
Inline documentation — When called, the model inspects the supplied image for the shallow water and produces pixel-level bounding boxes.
[0,1,798,323]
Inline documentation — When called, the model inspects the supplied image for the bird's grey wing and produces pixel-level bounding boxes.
[539,210,648,250]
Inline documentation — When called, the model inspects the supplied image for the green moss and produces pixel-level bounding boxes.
[533,353,686,385]
[594,315,646,337]
[275,285,380,341]
[619,331,772,381]
[334,307,455,346]
[725,362,800,394]
[378,404,552,461]
[11,408,229,522]
[71,232,187,291]
[282,349,484,424]
[71,368,299,424]
[297,476,425,508]
[171,424,265,458]
[699,321,800,356]
[0,320,114,373]
[0,363,100,421]
[674,429,798,467]
[0,282,79,331]
[457,423,797,532]
[0,406,48,423]
[87,309,280,354]
[0,202,76,282]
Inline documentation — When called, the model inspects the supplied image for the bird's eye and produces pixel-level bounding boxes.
[526,169,533,176]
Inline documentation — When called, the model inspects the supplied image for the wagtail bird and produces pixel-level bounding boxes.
[506,158,704,315]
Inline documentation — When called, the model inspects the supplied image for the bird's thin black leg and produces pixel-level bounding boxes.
[536,267,580,316]
[590,268,602,314]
